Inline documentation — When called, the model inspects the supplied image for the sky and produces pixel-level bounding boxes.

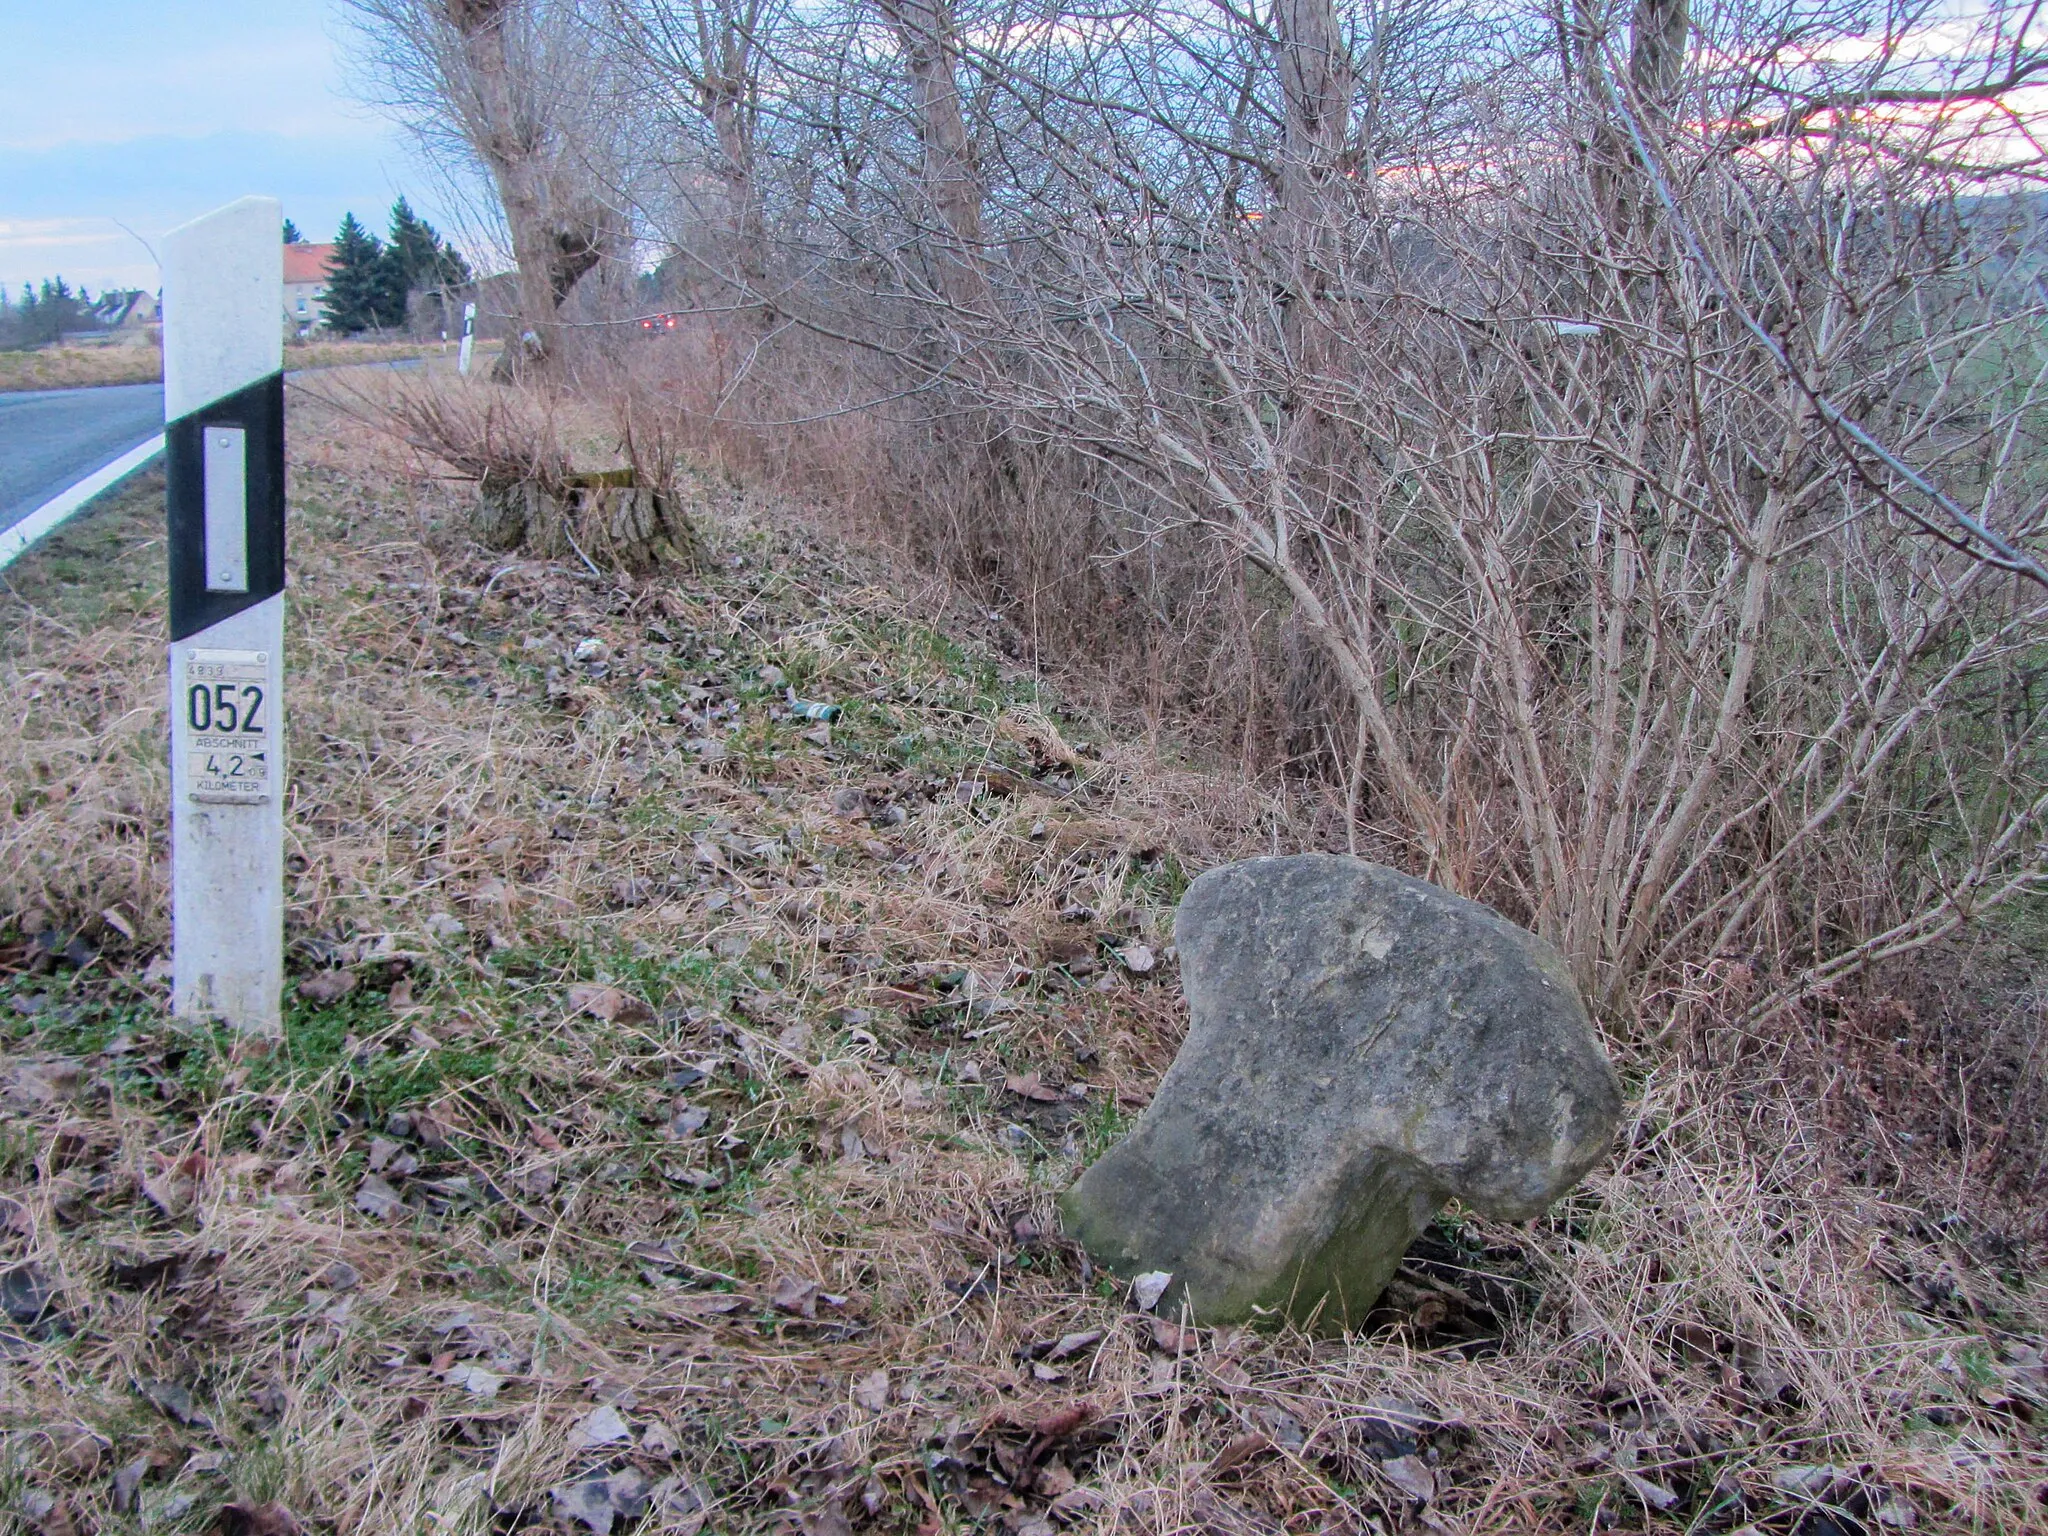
[0,0,474,299]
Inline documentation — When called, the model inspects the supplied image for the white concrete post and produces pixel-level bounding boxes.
[458,301,477,376]
[164,196,287,1036]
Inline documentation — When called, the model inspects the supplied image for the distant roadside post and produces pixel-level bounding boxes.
[163,196,287,1037]
[459,301,477,376]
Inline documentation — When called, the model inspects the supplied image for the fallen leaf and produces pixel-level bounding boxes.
[1149,1316,1199,1353]
[1256,1405,1307,1448]
[568,984,654,1024]
[567,1403,633,1450]
[298,969,359,1006]
[1772,1465,1849,1498]
[669,1106,709,1138]
[626,1239,686,1268]
[113,1455,158,1512]
[668,1293,746,1316]
[444,1363,502,1398]
[354,1174,406,1221]
[29,1495,79,1536]
[1208,1360,1252,1391]
[551,1470,653,1536]
[0,1263,55,1324]
[798,1501,854,1536]
[385,977,415,1010]
[1047,1487,1106,1521]
[1131,1271,1172,1312]
[1031,1401,1098,1439]
[313,1260,361,1293]
[1379,1455,1436,1503]
[1620,1471,1680,1512]
[138,1378,213,1428]
[1208,1432,1272,1475]
[5,1059,79,1106]
[772,1275,821,1318]
[1118,944,1157,974]
[853,1368,891,1412]
[1047,1328,1104,1360]
[1004,1071,1064,1103]
[55,1432,104,1476]
[142,1151,206,1218]
[216,1501,305,1536]
[144,1492,199,1526]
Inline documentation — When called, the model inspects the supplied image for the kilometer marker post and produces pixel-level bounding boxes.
[164,196,287,1036]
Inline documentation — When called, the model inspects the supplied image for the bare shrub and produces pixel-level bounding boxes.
[366,374,702,571]
[354,0,2048,1081]
[582,0,2048,1021]
[5,399,2045,1534]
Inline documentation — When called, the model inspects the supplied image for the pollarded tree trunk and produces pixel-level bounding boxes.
[877,0,988,309]
[692,0,769,309]
[444,0,617,375]
[1273,0,1354,217]
[1628,0,1687,120]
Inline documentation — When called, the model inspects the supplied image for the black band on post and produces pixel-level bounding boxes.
[166,371,286,642]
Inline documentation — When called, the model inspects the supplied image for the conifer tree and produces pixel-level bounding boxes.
[282,218,304,244]
[319,213,386,334]
[378,198,472,330]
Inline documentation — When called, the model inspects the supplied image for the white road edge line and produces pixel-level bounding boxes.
[0,433,166,572]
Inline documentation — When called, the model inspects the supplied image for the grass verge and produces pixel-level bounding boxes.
[0,341,453,395]
[0,347,162,393]
[0,385,2042,1536]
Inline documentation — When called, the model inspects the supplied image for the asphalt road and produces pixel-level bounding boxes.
[0,382,165,538]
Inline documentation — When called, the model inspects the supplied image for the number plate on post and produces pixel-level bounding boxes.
[184,648,272,803]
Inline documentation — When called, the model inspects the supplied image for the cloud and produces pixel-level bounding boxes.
[0,0,383,152]
[0,2,494,295]
[0,131,451,294]
[0,222,151,300]
[0,35,364,153]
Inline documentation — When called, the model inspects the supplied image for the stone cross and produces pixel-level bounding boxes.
[1060,854,1622,1329]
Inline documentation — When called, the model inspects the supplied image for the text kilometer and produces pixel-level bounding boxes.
[190,739,268,799]
[182,649,273,803]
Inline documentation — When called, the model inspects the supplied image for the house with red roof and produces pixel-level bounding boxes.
[283,242,336,336]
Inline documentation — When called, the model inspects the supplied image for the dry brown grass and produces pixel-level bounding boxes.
[0,340,457,395]
[0,384,2043,1536]
[0,346,163,392]
[284,340,456,374]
